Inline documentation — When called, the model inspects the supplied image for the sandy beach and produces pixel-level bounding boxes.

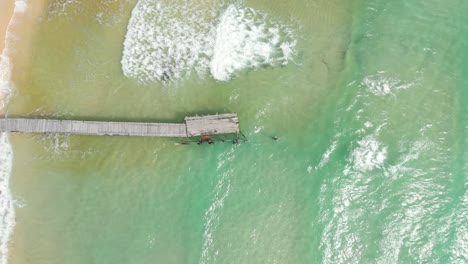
[0,0,16,116]
[0,0,49,115]
[9,1,49,83]
[0,2,48,264]
[0,1,15,53]
[0,4,16,264]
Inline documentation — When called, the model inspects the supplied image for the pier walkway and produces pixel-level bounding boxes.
[0,113,240,138]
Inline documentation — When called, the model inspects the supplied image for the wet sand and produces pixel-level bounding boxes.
[0,0,49,116]
[0,1,15,53]
[8,1,49,88]
[0,1,15,116]
[0,1,49,263]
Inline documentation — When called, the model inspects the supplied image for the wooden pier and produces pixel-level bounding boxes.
[0,113,241,139]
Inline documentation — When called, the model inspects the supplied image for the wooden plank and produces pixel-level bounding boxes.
[0,113,240,138]
[185,113,239,136]
[0,118,188,137]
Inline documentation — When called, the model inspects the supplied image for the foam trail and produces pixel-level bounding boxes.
[0,1,26,263]
[47,0,81,19]
[361,73,415,96]
[200,148,235,264]
[95,0,130,26]
[0,134,13,264]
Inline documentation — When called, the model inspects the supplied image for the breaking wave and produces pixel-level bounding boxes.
[362,72,416,96]
[121,0,297,85]
[346,135,387,173]
[122,0,221,84]
[0,134,13,264]
[210,5,297,81]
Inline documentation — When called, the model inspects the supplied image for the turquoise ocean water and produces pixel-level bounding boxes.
[0,0,466,263]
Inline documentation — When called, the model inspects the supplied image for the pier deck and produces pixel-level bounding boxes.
[0,113,240,138]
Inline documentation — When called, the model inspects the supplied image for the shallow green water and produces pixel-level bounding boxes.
[5,0,467,263]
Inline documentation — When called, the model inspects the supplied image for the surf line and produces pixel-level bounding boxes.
[0,0,29,263]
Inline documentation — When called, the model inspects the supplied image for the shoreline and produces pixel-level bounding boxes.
[0,1,15,54]
[0,0,16,113]
[0,2,48,264]
[0,2,17,264]
[3,1,49,113]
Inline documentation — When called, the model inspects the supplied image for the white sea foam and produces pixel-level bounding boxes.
[385,140,430,178]
[47,0,81,19]
[320,134,388,263]
[122,0,222,84]
[0,1,28,262]
[14,0,28,13]
[121,0,297,85]
[316,140,337,169]
[200,148,235,264]
[210,5,297,81]
[48,0,131,25]
[362,73,415,96]
[42,133,70,155]
[96,0,135,26]
[0,56,12,111]
[450,191,468,263]
[347,135,387,173]
[0,3,20,110]
[0,134,14,264]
